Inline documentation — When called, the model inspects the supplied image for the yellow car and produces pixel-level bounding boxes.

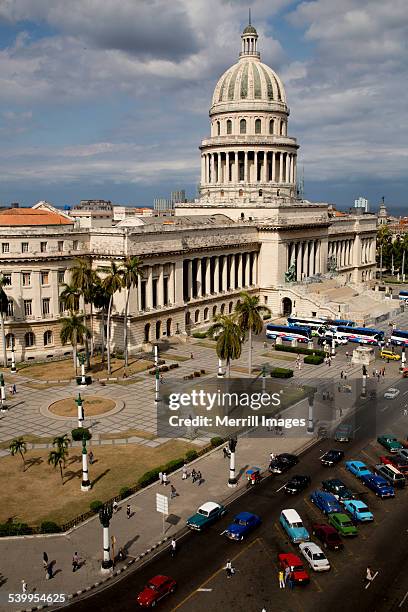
[380,350,400,361]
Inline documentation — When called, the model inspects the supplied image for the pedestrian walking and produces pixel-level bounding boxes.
[170,538,177,558]
[160,374,164,384]
[223,446,230,459]
[263,341,267,350]
[47,564,53,580]
[278,569,285,588]
[12,384,17,394]
[284,564,291,584]
[159,471,163,485]
[196,470,202,485]
[225,560,234,578]
[382,368,385,377]
[126,504,131,519]
[88,451,94,465]
[270,452,276,462]
[340,371,344,379]
[365,566,375,586]
[191,468,197,483]
[344,372,347,380]
[21,580,27,593]
[170,484,177,499]
[182,465,188,480]
[328,357,331,366]
[72,552,79,572]
[113,500,118,513]
[190,352,194,359]
[42,552,48,569]
[288,571,295,590]
[162,472,168,486]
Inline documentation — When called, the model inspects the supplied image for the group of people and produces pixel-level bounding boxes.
[41,550,82,580]
[278,564,296,589]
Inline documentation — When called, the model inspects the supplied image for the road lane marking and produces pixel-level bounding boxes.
[171,537,260,611]
[354,426,361,433]
[365,570,379,588]
[197,589,213,592]
[399,590,408,607]
[276,482,288,492]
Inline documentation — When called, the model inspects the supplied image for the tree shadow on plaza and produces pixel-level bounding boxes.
[24,456,43,470]
[66,454,81,466]
[123,534,140,553]
[0,573,7,587]
[63,469,82,484]
[91,468,110,487]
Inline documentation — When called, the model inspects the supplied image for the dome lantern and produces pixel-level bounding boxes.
[240,11,260,59]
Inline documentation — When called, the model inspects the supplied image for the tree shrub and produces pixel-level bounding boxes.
[119,486,132,499]
[40,521,61,534]
[210,436,224,447]
[185,450,198,462]
[71,427,92,442]
[90,500,103,513]
[0,522,32,536]
[164,457,185,473]
[274,345,325,357]
[270,367,293,378]
[304,355,324,365]
[192,331,207,338]
[169,363,179,369]
[138,468,163,488]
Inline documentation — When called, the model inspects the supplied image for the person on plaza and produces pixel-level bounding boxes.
[191,468,197,483]
[225,560,234,578]
[196,470,202,485]
[113,500,118,513]
[223,446,230,459]
[42,551,48,570]
[382,367,385,377]
[72,552,79,572]
[170,538,177,558]
[158,471,163,485]
[47,563,53,580]
[160,373,164,384]
[190,352,194,359]
[366,566,375,585]
[12,383,17,394]
[126,504,131,519]
[278,569,285,589]
[118,547,125,561]
[284,564,291,584]
[88,450,94,465]
[170,484,177,499]
[288,570,295,590]
[182,465,188,480]
[162,472,168,486]
[340,371,344,379]
[21,580,27,593]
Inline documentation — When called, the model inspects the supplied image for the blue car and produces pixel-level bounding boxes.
[343,499,374,522]
[223,512,261,541]
[360,474,395,498]
[310,490,343,515]
[345,460,372,479]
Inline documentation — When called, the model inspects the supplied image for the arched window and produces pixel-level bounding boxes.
[194,309,200,323]
[226,120,232,134]
[258,189,263,196]
[255,119,261,134]
[212,305,217,318]
[239,189,243,196]
[166,318,172,336]
[24,332,35,347]
[269,119,274,134]
[216,121,221,136]
[43,330,53,346]
[204,307,209,320]
[155,320,161,340]
[240,119,246,134]
[144,323,150,343]
[6,333,15,349]
[280,120,285,136]
[220,303,225,314]
[228,301,234,313]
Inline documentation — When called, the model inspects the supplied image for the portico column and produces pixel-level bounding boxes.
[237,253,243,288]
[157,265,164,307]
[234,151,239,183]
[146,266,153,309]
[196,258,202,297]
[244,151,248,182]
[279,152,283,183]
[186,259,193,300]
[201,155,205,185]
[214,257,220,294]
[303,242,308,278]
[230,254,236,289]
[225,152,230,182]
[245,253,251,286]
[175,260,183,304]
[272,151,276,182]
[168,263,175,304]
[254,151,258,182]
[222,255,228,291]
[285,153,290,183]
[252,252,258,285]
[309,241,315,275]
[316,241,321,273]
[205,257,211,296]
[211,154,215,184]
[137,275,142,311]
[262,151,267,182]
[217,153,221,184]
[295,243,301,281]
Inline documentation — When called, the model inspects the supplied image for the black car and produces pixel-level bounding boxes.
[269,453,299,474]
[321,450,344,467]
[322,478,354,501]
[284,474,311,494]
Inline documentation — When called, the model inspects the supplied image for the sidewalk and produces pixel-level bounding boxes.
[1,432,315,610]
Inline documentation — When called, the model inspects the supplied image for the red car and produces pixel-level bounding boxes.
[278,553,310,584]
[380,455,408,476]
[136,575,177,608]
[312,522,343,550]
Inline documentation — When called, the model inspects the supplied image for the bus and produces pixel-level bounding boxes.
[390,329,408,346]
[399,291,408,302]
[287,316,326,331]
[266,324,312,343]
[335,326,385,345]
[328,319,356,328]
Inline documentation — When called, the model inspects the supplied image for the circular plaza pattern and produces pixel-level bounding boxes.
[49,396,116,418]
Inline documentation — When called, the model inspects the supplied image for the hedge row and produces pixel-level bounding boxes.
[304,355,325,365]
[270,367,293,378]
[192,331,208,339]
[275,345,325,357]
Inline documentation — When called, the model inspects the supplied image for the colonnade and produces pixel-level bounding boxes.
[286,240,321,281]
[328,239,354,269]
[361,238,375,264]
[201,150,296,185]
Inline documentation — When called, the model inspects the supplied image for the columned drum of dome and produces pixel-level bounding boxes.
[199,22,299,203]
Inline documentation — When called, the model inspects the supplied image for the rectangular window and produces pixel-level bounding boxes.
[73,240,79,250]
[22,272,31,287]
[7,300,13,316]
[42,298,50,315]
[2,273,11,286]
[58,241,64,251]
[24,299,32,316]
[40,271,49,285]
[40,241,47,253]
[21,242,29,253]
[59,300,65,314]
[163,277,169,305]
[2,243,9,253]
[58,270,65,284]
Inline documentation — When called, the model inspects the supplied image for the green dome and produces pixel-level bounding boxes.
[243,24,257,35]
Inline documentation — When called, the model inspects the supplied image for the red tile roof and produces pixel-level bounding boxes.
[0,208,73,226]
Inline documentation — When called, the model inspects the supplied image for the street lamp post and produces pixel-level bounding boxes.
[217,358,225,378]
[10,347,16,373]
[154,345,160,403]
[75,393,84,429]
[81,435,91,492]
[78,353,86,385]
[307,392,314,435]
[402,348,406,368]
[99,503,113,571]
[331,337,336,357]
[0,373,6,412]
[228,436,238,487]
[361,365,367,398]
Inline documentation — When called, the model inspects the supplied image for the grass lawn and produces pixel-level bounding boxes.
[162,353,190,361]
[1,440,195,527]
[260,352,297,361]
[0,434,55,450]
[16,356,153,381]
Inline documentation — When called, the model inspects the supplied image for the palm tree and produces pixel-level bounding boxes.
[9,437,27,471]
[60,314,90,375]
[0,276,9,367]
[60,283,81,314]
[121,256,143,369]
[101,262,124,375]
[48,448,67,484]
[71,258,100,358]
[93,282,110,363]
[52,433,70,454]
[208,314,244,377]
[235,292,271,375]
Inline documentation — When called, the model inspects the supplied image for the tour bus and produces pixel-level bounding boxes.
[335,326,385,345]
[266,324,312,343]
[390,329,408,346]
[328,319,356,328]
[287,316,326,331]
[399,291,408,302]
[288,316,355,334]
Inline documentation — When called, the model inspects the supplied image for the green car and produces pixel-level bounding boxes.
[186,501,226,531]
[328,513,358,537]
[377,435,404,454]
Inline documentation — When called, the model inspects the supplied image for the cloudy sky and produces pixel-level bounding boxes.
[0,0,407,213]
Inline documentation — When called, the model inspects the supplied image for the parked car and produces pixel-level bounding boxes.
[321,450,345,466]
[398,449,408,461]
[322,478,354,501]
[328,513,358,536]
[312,522,343,550]
[360,474,395,498]
[299,542,331,572]
[384,388,400,399]
[334,424,353,442]
[380,349,400,361]
[377,435,404,453]
[223,512,261,541]
[343,499,374,522]
[280,509,310,544]
[380,454,408,476]
[269,453,299,474]
[186,501,226,531]
[310,490,343,515]
[374,464,406,488]
[284,475,311,495]
[345,460,372,479]
[278,553,310,585]
[136,575,177,608]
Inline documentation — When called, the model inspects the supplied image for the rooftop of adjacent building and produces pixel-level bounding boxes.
[0,206,73,227]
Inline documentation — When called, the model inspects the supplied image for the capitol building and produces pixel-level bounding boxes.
[0,23,391,361]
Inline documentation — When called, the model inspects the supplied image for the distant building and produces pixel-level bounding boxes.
[153,198,170,212]
[69,199,113,228]
[113,206,153,221]
[170,190,186,206]
[354,197,369,213]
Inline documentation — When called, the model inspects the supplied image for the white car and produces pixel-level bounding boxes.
[384,388,400,400]
[299,542,331,572]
